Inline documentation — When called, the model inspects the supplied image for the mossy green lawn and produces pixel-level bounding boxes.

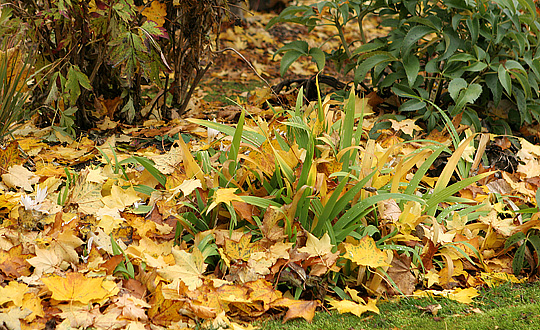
[258,282,540,330]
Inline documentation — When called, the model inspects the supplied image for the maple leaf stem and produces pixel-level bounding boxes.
[356,265,366,286]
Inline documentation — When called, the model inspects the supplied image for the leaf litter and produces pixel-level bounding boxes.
[0,2,540,330]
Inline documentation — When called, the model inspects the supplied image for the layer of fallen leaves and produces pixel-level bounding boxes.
[1,105,538,329]
[1,1,540,330]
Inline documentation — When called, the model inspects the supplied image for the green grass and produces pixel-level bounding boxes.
[258,282,540,330]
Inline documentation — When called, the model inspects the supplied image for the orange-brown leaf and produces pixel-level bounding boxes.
[273,298,320,323]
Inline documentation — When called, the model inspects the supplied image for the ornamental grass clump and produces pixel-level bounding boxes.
[0,44,34,141]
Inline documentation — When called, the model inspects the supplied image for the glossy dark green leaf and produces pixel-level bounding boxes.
[401,26,435,56]
[280,50,304,76]
[309,47,326,71]
[402,54,420,87]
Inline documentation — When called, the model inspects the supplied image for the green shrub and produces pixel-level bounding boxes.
[269,0,540,132]
[2,0,227,135]
[3,0,165,132]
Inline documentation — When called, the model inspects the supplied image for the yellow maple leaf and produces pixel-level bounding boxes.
[517,137,540,159]
[446,287,479,304]
[501,172,536,200]
[397,201,423,234]
[246,279,282,309]
[101,185,140,210]
[328,297,379,317]
[342,236,391,268]
[98,215,125,235]
[125,214,156,237]
[69,169,104,214]
[344,287,362,303]
[51,146,88,161]
[0,281,28,306]
[0,307,31,330]
[224,234,260,261]
[480,272,527,288]
[389,118,422,136]
[267,241,293,261]
[207,188,242,214]
[130,237,173,258]
[446,212,468,232]
[41,273,113,304]
[86,167,108,183]
[424,270,440,288]
[414,287,479,304]
[26,247,61,276]
[21,293,44,321]
[145,145,183,175]
[175,178,202,197]
[157,246,206,291]
[298,232,334,258]
[479,210,515,237]
[2,164,39,191]
[140,1,166,27]
[54,229,84,263]
[114,294,150,321]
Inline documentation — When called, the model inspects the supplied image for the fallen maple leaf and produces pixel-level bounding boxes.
[147,284,186,325]
[101,185,141,210]
[246,279,282,311]
[416,303,442,315]
[389,118,422,136]
[53,229,85,263]
[224,233,260,262]
[68,169,104,214]
[342,236,391,268]
[385,253,417,295]
[57,307,94,328]
[231,200,256,224]
[139,0,166,27]
[92,307,126,329]
[207,188,243,214]
[157,246,206,291]
[298,232,334,258]
[480,271,527,288]
[0,246,31,278]
[414,287,480,304]
[0,281,28,306]
[114,294,151,320]
[424,270,440,288]
[328,297,379,317]
[86,167,108,183]
[0,141,23,175]
[479,209,515,237]
[41,272,116,304]
[2,164,39,191]
[26,247,62,276]
[271,297,319,323]
[0,307,32,330]
[20,293,44,321]
[125,321,148,330]
[174,178,202,196]
[447,287,480,304]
